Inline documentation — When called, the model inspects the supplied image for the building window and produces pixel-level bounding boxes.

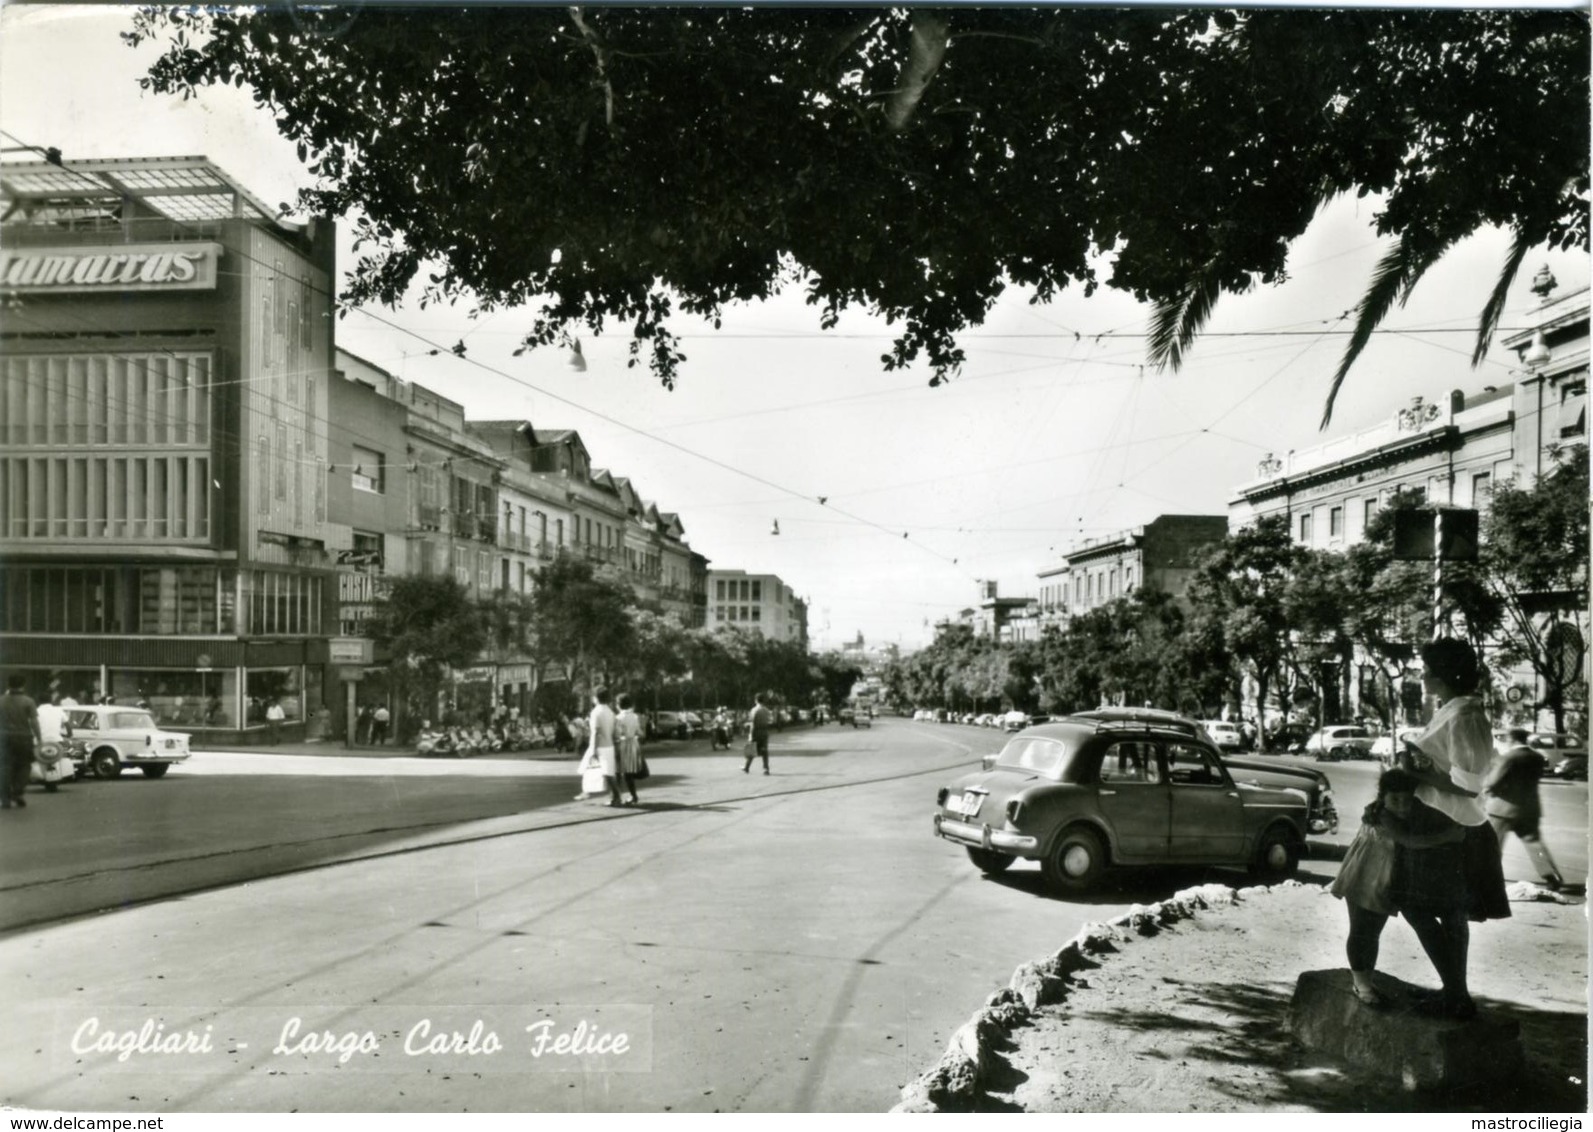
[716,580,726,600]
[294,440,305,525]
[299,276,313,349]
[1561,380,1586,438]
[1329,506,1343,538]
[257,436,270,514]
[1472,471,1492,506]
[274,423,287,500]
[1364,496,1378,530]
[752,580,762,602]
[1299,513,1313,542]
[351,445,384,493]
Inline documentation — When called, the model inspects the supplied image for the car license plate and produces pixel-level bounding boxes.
[950,792,983,818]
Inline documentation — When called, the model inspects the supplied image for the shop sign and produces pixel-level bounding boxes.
[329,637,374,665]
[456,667,496,683]
[498,665,532,684]
[0,242,222,293]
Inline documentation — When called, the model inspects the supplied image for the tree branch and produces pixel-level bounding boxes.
[885,11,949,132]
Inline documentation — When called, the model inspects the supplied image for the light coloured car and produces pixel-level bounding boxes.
[1001,710,1030,733]
[1371,727,1425,764]
[1201,720,1245,752]
[64,705,191,779]
[1303,725,1376,761]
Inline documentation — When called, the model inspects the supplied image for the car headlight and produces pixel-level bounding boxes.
[1005,799,1023,825]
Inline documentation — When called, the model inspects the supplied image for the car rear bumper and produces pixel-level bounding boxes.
[933,814,1039,855]
[125,751,191,764]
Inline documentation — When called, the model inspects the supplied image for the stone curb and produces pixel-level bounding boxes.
[890,880,1299,1113]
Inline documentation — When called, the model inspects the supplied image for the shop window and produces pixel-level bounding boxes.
[246,666,303,726]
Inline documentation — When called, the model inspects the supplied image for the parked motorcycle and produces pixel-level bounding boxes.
[32,739,82,791]
[416,728,456,757]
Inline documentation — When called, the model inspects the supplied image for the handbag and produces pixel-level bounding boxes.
[743,739,756,759]
[633,755,650,781]
[1330,822,1397,915]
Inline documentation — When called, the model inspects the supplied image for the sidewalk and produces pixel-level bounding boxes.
[900,881,1588,1113]
[187,734,701,762]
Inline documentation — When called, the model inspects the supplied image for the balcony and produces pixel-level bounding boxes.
[500,530,531,553]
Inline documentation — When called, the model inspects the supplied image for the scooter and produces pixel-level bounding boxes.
[416,728,455,757]
[32,739,82,792]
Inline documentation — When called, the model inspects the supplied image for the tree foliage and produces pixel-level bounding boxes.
[128,7,1588,420]
[1481,444,1590,730]
[527,555,636,695]
[364,575,487,725]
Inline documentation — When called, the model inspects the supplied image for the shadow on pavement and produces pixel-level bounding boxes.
[1055,975,1588,1112]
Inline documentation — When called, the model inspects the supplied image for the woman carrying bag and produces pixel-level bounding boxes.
[615,693,646,806]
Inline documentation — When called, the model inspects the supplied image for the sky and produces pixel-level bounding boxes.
[3,4,1587,653]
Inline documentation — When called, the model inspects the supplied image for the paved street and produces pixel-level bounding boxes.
[2,718,1584,1112]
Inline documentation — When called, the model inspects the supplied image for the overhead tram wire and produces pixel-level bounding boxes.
[0,134,970,571]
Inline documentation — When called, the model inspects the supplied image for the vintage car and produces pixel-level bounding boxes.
[1303,725,1377,761]
[1220,754,1338,835]
[933,709,1310,893]
[1201,720,1245,752]
[64,705,191,779]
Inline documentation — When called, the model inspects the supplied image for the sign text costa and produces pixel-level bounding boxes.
[0,242,221,293]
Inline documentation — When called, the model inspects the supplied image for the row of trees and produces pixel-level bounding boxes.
[363,555,862,738]
[883,448,1589,744]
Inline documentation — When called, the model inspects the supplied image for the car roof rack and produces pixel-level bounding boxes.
[1069,708,1203,736]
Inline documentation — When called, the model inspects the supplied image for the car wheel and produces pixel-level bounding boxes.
[91,748,122,779]
[965,847,1014,875]
[1042,826,1107,893]
[140,764,170,779]
[1250,824,1301,880]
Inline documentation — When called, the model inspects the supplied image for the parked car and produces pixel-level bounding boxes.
[1259,723,1310,753]
[652,711,699,740]
[1201,720,1245,752]
[933,708,1309,892]
[1371,727,1425,765]
[1303,725,1376,761]
[852,710,873,729]
[1001,710,1030,733]
[64,705,191,779]
[1220,754,1339,835]
[1552,752,1588,780]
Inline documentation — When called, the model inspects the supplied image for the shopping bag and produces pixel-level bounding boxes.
[742,739,756,760]
[1330,823,1396,915]
[581,767,607,795]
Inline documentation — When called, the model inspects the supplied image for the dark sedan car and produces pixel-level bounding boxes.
[934,709,1310,893]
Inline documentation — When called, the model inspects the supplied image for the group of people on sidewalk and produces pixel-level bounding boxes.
[1331,637,1565,1021]
[572,690,779,807]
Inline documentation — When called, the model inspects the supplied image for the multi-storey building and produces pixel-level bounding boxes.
[707,570,808,645]
[0,156,337,740]
[1225,275,1588,729]
[1035,515,1228,630]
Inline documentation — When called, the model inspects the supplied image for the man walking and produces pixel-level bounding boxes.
[742,692,774,776]
[1484,728,1564,890]
[1,676,42,809]
[372,704,391,746]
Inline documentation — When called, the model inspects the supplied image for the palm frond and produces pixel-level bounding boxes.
[1147,269,1224,373]
[1320,233,1453,428]
[1471,227,1533,366]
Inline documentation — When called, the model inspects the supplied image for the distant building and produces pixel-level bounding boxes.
[707,570,808,646]
[958,581,1037,643]
[1036,515,1229,629]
